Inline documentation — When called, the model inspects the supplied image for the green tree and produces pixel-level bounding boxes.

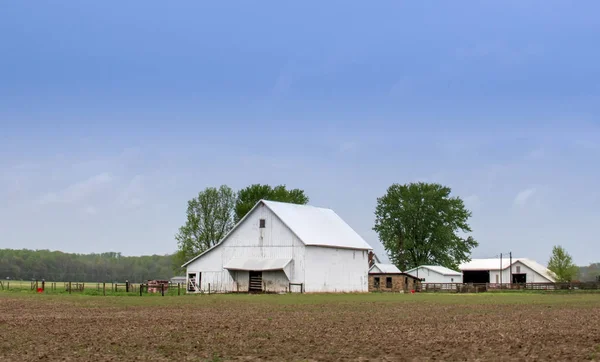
[234,184,309,222]
[373,182,478,271]
[175,185,236,264]
[547,245,578,282]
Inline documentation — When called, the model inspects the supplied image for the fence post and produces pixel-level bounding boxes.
[69,281,72,294]
[126,280,130,293]
[7,281,9,290]
[41,280,45,292]
[208,283,210,295]
[103,282,106,296]
[161,283,164,297]
[178,283,180,296]
[140,284,143,296]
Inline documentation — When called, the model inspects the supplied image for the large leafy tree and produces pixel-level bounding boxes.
[175,185,236,263]
[547,245,578,282]
[234,184,309,222]
[373,182,478,271]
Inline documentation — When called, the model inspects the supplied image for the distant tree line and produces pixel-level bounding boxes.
[577,263,600,282]
[0,249,176,282]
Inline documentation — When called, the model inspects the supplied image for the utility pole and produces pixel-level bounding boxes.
[509,252,512,286]
[500,253,503,287]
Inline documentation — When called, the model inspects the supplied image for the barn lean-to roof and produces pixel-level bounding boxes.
[182,199,372,268]
[369,263,401,274]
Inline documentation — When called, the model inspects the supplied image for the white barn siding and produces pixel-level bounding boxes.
[408,267,462,284]
[186,203,305,293]
[304,246,369,292]
[489,261,550,284]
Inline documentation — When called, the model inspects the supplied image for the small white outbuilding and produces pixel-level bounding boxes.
[182,200,373,293]
[405,265,463,284]
[459,258,556,284]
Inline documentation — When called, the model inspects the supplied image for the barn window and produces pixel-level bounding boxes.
[496,274,499,283]
[374,277,380,288]
[516,265,521,273]
[451,278,454,282]
[259,219,266,228]
[386,277,392,288]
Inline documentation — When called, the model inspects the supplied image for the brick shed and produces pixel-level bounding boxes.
[368,263,422,292]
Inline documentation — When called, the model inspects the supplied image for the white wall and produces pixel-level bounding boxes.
[185,203,305,293]
[489,261,551,284]
[408,267,462,284]
[304,246,369,292]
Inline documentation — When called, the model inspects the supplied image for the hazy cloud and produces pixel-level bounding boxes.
[117,175,145,209]
[525,148,544,161]
[338,141,357,153]
[38,172,114,205]
[513,188,536,207]
[464,194,482,211]
[83,205,97,215]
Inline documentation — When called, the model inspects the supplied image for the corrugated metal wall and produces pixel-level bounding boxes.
[304,246,369,292]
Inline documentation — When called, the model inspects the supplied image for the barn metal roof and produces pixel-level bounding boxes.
[262,200,373,250]
[405,265,462,276]
[223,258,291,271]
[369,263,401,274]
[459,258,556,282]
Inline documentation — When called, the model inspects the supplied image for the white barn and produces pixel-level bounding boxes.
[182,200,373,293]
[405,265,463,284]
[459,258,556,284]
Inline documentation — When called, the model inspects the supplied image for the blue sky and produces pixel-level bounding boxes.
[1,1,599,266]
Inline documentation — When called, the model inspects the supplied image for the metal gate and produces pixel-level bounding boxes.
[249,271,262,292]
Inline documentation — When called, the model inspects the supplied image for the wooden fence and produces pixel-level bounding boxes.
[0,280,187,296]
[421,282,600,293]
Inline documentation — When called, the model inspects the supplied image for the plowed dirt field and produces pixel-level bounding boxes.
[1,293,600,361]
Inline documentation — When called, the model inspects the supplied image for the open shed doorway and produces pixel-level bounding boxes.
[187,272,199,292]
[512,274,526,283]
[249,271,263,292]
[463,270,489,284]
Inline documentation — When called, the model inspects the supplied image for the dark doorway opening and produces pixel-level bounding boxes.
[463,270,489,284]
[512,273,526,284]
[249,271,263,292]
[187,273,199,292]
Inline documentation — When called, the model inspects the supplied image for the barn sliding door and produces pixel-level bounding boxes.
[249,271,263,292]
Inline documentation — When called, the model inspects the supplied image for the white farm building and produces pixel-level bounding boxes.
[405,265,463,284]
[182,200,373,293]
[459,258,556,284]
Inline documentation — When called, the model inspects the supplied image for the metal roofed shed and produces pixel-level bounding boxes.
[368,264,422,293]
[405,265,463,284]
[459,258,556,284]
